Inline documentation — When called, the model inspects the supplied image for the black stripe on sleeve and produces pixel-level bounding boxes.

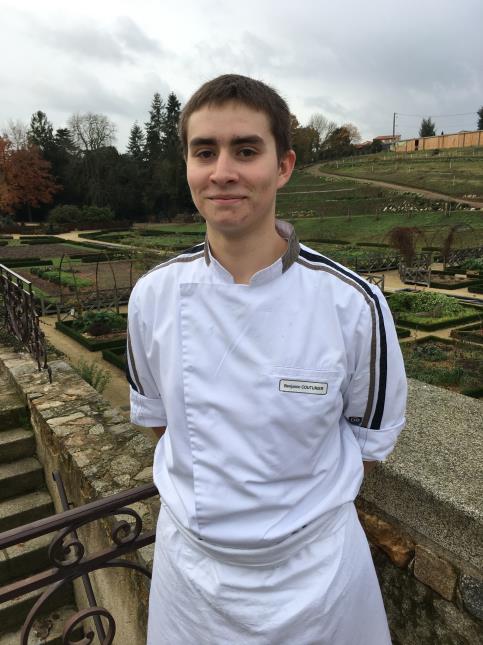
[299,248,387,429]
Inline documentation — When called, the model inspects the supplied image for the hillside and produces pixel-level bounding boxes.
[316,147,483,202]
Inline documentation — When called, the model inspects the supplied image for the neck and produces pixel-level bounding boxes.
[207,221,287,284]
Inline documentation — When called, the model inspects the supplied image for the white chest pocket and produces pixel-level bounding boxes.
[258,367,344,476]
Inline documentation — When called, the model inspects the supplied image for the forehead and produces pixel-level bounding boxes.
[186,101,273,144]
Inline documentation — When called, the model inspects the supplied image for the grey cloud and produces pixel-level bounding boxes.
[115,17,162,55]
[32,15,162,64]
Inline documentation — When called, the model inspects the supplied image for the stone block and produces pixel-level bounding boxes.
[358,509,414,567]
[459,574,483,622]
[414,544,457,601]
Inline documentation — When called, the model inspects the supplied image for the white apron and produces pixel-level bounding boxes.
[146,502,391,645]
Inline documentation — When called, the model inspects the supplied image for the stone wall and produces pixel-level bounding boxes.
[0,346,482,644]
[359,380,483,644]
[0,346,157,645]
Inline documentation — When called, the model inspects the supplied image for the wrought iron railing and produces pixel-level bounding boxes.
[0,264,51,381]
[0,472,157,644]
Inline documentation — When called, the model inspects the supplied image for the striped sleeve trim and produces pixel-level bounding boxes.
[126,328,144,395]
[297,248,387,430]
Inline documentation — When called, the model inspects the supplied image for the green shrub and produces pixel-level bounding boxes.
[48,205,83,225]
[81,206,115,225]
[71,311,126,335]
[388,291,465,317]
[461,258,483,271]
[73,359,111,394]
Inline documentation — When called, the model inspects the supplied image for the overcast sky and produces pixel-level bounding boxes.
[1,0,482,150]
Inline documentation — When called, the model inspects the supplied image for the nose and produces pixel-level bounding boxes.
[209,150,238,184]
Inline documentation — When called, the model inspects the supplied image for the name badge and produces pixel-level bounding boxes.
[279,379,328,395]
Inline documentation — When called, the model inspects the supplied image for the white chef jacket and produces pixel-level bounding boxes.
[127,220,407,549]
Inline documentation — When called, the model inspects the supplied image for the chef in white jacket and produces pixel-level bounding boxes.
[127,74,407,644]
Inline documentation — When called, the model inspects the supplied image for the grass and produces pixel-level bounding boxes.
[73,359,112,394]
[318,148,483,199]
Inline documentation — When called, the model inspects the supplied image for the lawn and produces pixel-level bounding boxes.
[318,148,483,200]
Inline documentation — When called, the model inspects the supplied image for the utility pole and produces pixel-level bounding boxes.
[392,112,397,138]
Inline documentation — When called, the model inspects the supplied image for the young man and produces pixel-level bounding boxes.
[127,74,407,644]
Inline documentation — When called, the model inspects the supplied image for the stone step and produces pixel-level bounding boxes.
[0,532,53,586]
[0,585,74,634]
[0,386,26,432]
[0,457,44,502]
[0,427,35,464]
[0,605,83,645]
[0,490,54,534]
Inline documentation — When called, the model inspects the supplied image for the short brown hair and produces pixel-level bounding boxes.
[179,74,292,161]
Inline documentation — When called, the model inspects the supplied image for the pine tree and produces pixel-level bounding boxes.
[127,122,145,161]
[419,117,436,137]
[28,111,55,154]
[162,92,181,159]
[477,107,483,131]
[144,93,165,162]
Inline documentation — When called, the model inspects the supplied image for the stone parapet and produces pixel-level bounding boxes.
[0,346,156,645]
[359,379,483,644]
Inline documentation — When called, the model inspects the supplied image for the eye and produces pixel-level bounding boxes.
[238,147,257,158]
[194,149,215,159]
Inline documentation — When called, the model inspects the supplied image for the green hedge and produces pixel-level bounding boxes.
[430,279,479,290]
[396,326,411,339]
[450,322,483,344]
[393,309,481,331]
[460,386,483,398]
[55,321,127,352]
[0,258,54,268]
[468,284,483,294]
[19,236,62,244]
[102,345,126,370]
[0,241,8,247]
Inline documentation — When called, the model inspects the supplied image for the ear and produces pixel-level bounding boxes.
[277,149,296,189]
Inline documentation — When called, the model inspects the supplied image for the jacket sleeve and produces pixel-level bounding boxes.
[342,285,407,461]
[126,282,167,428]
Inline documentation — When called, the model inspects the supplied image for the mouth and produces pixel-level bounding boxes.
[207,195,247,204]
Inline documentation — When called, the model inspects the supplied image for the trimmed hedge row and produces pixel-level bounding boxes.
[430,279,480,290]
[393,310,481,331]
[396,326,411,339]
[0,258,54,268]
[19,236,62,244]
[102,345,126,370]
[55,320,127,352]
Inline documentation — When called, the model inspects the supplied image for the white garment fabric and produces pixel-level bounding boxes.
[127,221,407,547]
[146,502,391,645]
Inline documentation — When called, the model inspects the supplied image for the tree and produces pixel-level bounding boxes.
[0,137,60,220]
[341,122,362,144]
[419,117,436,137]
[320,126,354,159]
[2,120,28,150]
[162,92,182,158]
[68,113,116,151]
[28,111,55,153]
[127,122,145,161]
[477,106,483,131]
[144,93,164,162]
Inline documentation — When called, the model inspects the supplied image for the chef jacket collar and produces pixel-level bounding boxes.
[204,220,300,287]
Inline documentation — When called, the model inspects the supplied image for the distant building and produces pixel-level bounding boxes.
[394,129,483,153]
[373,134,401,146]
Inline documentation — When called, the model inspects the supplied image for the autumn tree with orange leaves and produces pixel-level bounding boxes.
[0,137,60,221]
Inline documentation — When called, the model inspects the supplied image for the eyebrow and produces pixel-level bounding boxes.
[189,135,265,149]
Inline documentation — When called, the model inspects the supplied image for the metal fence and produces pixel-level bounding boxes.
[0,472,157,644]
[0,264,51,381]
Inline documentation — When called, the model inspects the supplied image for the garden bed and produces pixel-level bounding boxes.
[388,291,482,331]
[400,336,483,398]
[55,315,127,352]
[450,322,483,345]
